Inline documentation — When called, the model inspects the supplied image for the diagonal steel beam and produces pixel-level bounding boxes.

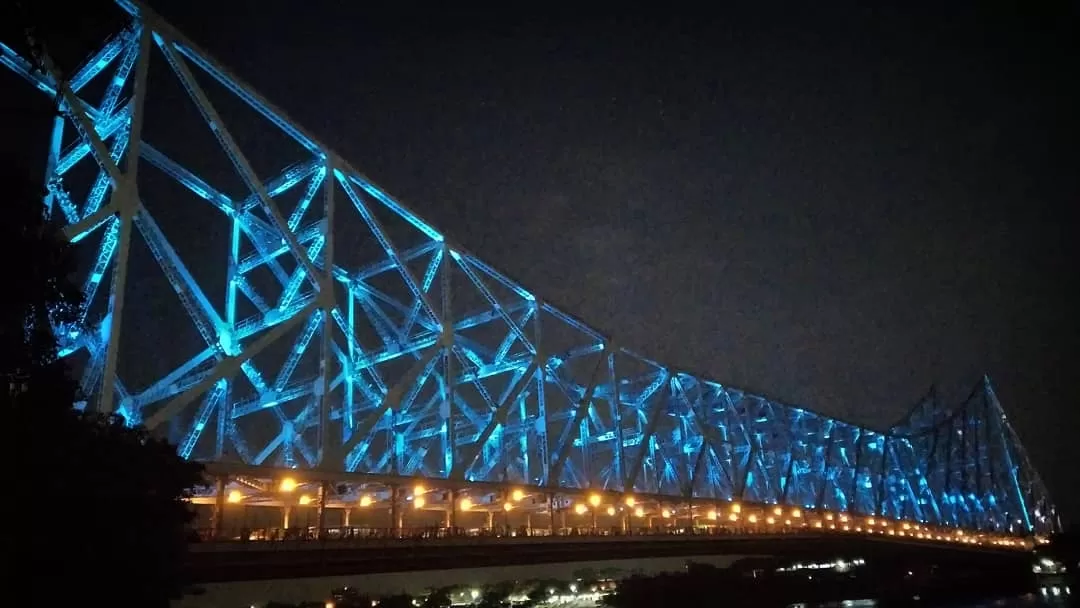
[547,347,609,487]
[153,33,321,285]
[144,299,319,430]
[339,345,443,461]
[453,358,540,480]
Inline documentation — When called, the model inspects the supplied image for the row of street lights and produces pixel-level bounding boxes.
[228,478,865,524]
[215,477,1029,547]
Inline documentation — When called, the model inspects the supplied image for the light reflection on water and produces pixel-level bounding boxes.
[786,587,1072,607]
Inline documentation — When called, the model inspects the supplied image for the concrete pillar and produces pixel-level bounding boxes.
[316,481,329,539]
[486,510,495,530]
[283,505,292,529]
[210,475,227,540]
[548,494,556,534]
[343,507,351,528]
[502,492,512,531]
[445,489,457,530]
[390,486,401,537]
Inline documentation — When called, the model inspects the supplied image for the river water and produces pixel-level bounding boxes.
[791,587,1072,607]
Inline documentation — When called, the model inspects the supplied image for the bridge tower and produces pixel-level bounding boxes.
[0,0,1058,539]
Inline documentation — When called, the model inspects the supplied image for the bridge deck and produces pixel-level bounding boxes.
[186,530,1030,583]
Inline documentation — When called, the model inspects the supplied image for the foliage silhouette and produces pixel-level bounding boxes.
[377,594,415,608]
[476,581,516,608]
[5,5,207,605]
[420,586,454,608]
[4,159,204,607]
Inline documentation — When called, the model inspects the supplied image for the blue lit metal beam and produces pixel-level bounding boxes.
[0,0,1056,535]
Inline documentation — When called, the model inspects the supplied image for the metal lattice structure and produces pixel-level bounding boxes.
[1,0,1057,536]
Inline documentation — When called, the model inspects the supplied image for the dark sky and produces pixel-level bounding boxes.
[4,1,1077,521]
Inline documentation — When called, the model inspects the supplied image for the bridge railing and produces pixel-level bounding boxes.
[187,523,1028,553]
[190,524,804,549]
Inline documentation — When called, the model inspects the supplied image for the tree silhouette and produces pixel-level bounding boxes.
[421,586,454,608]
[377,594,415,608]
[475,581,516,608]
[4,4,206,603]
[0,158,81,398]
[5,158,204,606]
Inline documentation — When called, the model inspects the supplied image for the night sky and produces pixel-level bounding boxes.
[4,2,1077,522]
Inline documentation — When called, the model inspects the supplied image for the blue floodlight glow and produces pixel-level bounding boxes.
[0,0,1056,536]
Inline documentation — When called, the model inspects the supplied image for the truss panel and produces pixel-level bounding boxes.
[0,0,1057,535]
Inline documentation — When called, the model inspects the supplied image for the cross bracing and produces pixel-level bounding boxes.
[0,0,1057,536]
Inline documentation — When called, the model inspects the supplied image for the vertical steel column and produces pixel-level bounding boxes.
[876,437,890,517]
[390,485,401,537]
[816,426,836,510]
[983,390,1000,530]
[446,489,457,531]
[96,25,151,413]
[316,481,329,539]
[779,428,798,506]
[210,475,227,540]
[608,352,624,487]
[738,442,757,501]
[439,245,455,478]
[849,431,864,514]
[317,157,336,467]
[502,491,511,532]
[548,493,556,534]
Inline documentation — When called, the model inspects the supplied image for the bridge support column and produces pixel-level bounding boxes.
[501,491,511,532]
[343,507,351,528]
[282,505,292,529]
[390,485,401,538]
[548,494,556,535]
[316,482,329,539]
[445,489,457,532]
[210,475,227,540]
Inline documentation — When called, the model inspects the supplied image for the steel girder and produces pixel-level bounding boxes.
[0,0,1056,536]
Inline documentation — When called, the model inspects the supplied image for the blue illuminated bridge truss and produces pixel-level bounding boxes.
[1,0,1057,536]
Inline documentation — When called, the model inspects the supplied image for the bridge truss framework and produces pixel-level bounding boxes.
[0,0,1057,537]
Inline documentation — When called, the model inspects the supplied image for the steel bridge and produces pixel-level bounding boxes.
[1,0,1058,545]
